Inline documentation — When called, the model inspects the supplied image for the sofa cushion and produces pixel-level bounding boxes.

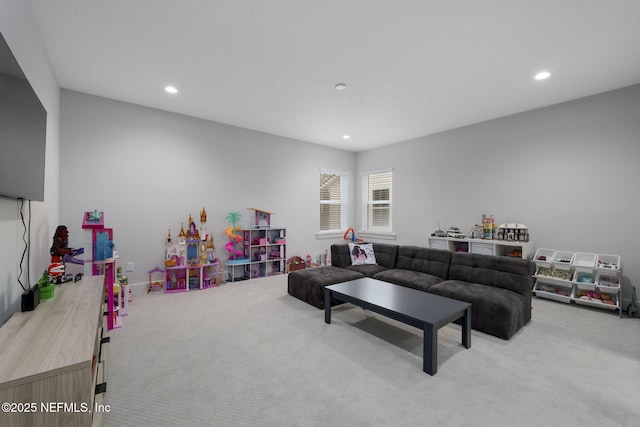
[331,244,353,268]
[346,263,389,277]
[373,269,444,292]
[395,246,451,279]
[287,266,365,309]
[348,242,377,265]
[428,280,531,340]
[448,252,534,297]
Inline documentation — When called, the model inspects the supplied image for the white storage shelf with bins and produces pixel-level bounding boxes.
[532,248,622,316]
[428,236,533,259]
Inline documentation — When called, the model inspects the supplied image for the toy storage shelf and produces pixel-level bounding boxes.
[428,236,533,259]
[233,228,287,281]
[532,248,622,317]
[164,262,220,292]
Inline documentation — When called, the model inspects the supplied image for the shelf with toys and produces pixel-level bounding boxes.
[532,248,622,316]
[162,208,220,292]
[224,208,287,281]
[428,236,534,259]
[428,216,533,259]
[240,227,287,279]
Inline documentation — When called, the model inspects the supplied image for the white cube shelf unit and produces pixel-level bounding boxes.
[532,248,622,317]
[428,236,534,259]
[225,227,287,281]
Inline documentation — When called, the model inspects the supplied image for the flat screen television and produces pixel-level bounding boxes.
[0,32,47,202]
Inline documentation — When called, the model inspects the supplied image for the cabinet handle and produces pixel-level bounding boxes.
[95,382,107,395]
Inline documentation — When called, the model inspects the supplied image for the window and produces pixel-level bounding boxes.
[319,169,348,232]
[362,169,392,232]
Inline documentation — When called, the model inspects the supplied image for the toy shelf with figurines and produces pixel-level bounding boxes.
[532,248,622,317]
[428,236,533,259]
[239,227,287,280]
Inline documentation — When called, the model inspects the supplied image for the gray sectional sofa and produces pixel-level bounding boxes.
[287,243,535,339]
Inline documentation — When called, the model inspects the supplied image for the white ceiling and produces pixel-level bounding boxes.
[27,1,640,152]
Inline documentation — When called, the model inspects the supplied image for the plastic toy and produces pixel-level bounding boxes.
[147,266,163,293]
[496,223,529,242]
[249,207,273,228]
[343,227,362,242]
[199,207,208,241]
[431,222,448,237]
[49,225,81,284]
[481,214,495,239]
[287,256,305,272]
[447,226,465,238]
[225,211,244,259]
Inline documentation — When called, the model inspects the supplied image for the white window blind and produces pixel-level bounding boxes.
[362,169,392,232]
[320,169,348,232]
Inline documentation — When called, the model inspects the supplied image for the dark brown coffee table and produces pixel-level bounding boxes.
[324,277,471,375]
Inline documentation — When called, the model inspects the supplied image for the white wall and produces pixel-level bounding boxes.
[356,84,640,306]
[59,90,356,285]
[0,1,60,325]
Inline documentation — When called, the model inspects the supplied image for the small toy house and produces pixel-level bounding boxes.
[148,266,165,293]
[496,223,529,242]
[249,208,273,228]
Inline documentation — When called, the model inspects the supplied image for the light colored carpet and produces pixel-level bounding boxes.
[102,275,640,427]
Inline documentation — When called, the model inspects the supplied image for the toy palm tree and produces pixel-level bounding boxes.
[225,212,243,260]
[225,212,242,230]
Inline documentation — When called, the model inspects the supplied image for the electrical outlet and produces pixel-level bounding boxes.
[126,262,134,272]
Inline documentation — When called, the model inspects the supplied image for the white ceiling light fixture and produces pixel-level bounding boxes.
[343,135,350,139]
[335,83,347,91]
[534,71,551,81]
[165,85,178,94]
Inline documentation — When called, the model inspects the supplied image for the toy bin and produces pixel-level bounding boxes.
[533,282,572,303]
[575,291,618,309]
[40,284,55,300]
[572,252,596,272]
[552,251,575,270]
[596,272,620,294]
[596,254,620,272]
[573,271,596,291]
[534,248,555,268]
[551,268,573,283]
[534,266,553,279]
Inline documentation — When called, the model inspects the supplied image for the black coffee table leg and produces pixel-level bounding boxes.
[324,288,331,324]
[462,307,471,349]
[423,324,437,375]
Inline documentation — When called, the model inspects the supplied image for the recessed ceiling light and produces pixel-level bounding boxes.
[343,135,350,139]
[335,83,347,91]
[534,71,551,81]
[165,85,178,94]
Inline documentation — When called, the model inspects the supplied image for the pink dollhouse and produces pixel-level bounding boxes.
[163,208,219,293]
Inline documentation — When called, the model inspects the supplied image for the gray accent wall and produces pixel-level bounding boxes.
[59,90,356,285]
[356,84,640,305]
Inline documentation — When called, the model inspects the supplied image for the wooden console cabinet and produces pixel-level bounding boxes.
[0,275,107,426]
